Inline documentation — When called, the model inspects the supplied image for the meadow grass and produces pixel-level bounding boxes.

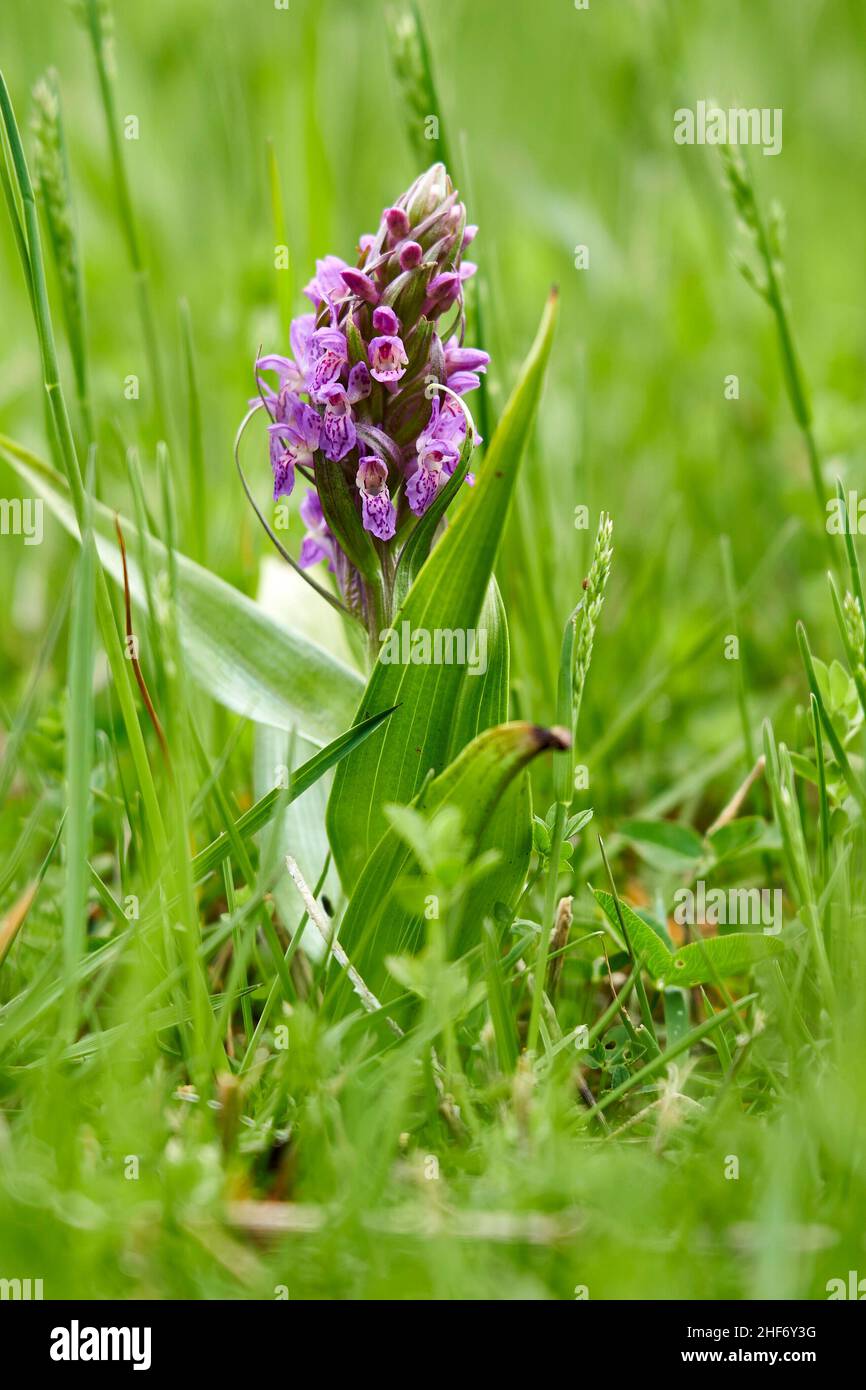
[0,0,865,1302]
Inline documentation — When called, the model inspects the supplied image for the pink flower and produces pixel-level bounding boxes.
[368,335,408,384]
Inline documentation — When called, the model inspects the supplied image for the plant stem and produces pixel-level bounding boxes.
[527,799,566,1056]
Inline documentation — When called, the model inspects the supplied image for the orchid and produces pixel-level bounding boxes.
[250,163,488,644]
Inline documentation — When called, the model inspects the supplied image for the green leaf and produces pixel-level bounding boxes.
[316,454,380,587]
[327,290,558,889]
[592,888,673,980]
[566,809,594,838]
[668,932,785,987]
[253,727,335,964]
[0,438,363,745]
[593,887,785,987]
[812,656,831,707]
[445,578,532,954]
[707,816,766,863]
[618,818,705,872]
[328,721,569,1010]
[828,658,852,714]
[532,817,551,855]
[788,751,819,785]
[663,988,690,1049]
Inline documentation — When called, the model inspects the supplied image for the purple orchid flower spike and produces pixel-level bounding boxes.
[249,162,487,651]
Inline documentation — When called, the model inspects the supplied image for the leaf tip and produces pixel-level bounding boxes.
[533,723,571,752]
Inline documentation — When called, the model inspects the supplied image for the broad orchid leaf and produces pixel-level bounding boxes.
[327,720,569,1013]
[327,291,558,889]
[445,578,531,954]
[0,439,363,745]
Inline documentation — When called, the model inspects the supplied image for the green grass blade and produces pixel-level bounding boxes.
[60,453,96,1044]
[179,299,206,565]
[0,437,364,744]
[481,919,518,1073]
[797,620,866,814]
[585,994,758,1120]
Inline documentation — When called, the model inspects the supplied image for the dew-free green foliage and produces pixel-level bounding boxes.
[592,888,786,988]
[326,290,558,888]
[330,719,569,1009]
[3,440,363,742]
[1,0,865,1304]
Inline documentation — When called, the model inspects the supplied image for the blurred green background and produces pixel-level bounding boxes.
[1,0,865,1301]
[2,0,864,803]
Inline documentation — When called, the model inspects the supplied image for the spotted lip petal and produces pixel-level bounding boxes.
[356,455,397,541]
[406,459,442,516]
[319,383,357,462]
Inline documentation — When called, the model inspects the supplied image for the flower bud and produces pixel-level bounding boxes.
[399,241,423,270]
[406,162,450,225]
[372,305,400,336]
[384,206,411,241]
[422,272,461,318]
[382,263,434,326]
[341,268,379,304]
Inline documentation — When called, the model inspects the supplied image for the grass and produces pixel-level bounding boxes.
[1,0,865,1302]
